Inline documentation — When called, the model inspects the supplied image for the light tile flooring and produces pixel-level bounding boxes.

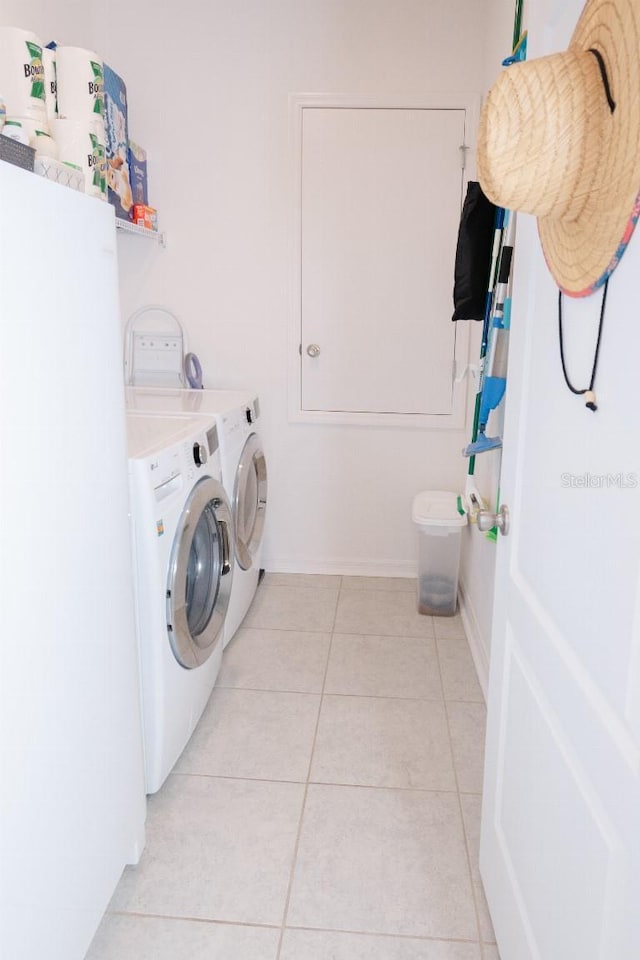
[86,575,498,960]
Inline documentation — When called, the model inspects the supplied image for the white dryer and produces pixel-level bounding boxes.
[216,396,267,645]
[126,412,234,793]
[125,388,268,647]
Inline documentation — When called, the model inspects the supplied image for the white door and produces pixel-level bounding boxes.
[300,106,465,415]
[480,5,640,955]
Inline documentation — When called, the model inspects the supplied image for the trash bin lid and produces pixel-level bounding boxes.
[412,490,467,527]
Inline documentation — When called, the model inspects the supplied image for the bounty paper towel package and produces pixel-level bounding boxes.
[42,46,58,124]
[56,46,104,120]
[103,63,133,218]
[0,27,46,121]
[52,117,106,200]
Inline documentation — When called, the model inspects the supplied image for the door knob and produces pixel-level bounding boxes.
[306,343,321,358]
[477,504,510,536]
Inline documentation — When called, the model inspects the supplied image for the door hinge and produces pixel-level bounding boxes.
[459,144,469,170]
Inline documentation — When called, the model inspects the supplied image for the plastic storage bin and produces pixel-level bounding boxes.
[412,490,467,617]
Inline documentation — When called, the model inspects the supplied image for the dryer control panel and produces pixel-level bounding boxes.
[245,397,260,424]
[225,397,260,437]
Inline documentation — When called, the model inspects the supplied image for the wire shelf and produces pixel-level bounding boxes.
[115,217,166,247]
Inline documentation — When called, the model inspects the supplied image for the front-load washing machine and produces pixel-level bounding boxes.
[125,388,267,647]
[126,412,234,793]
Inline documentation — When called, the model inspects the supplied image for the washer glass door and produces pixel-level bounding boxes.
[234,433,268,571]
[167,477,234,668]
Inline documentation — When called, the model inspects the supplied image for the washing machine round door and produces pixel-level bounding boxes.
[234,433,268,571]
[167,477,234,668]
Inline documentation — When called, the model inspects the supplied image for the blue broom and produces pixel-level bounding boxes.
[463,213,515,457]
[461,1,526,478]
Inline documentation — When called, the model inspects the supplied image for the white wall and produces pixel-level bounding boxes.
[458,0,517,691]
[0,0,92,47]
[93,0,489,575]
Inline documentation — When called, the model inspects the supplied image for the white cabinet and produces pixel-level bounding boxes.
[290,96,475,427]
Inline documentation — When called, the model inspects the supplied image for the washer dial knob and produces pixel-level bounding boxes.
[193,442,208,467]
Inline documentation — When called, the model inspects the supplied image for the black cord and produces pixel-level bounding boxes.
[555,49,613,414]
[558,280,608,411]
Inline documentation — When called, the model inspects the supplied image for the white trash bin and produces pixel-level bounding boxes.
[412,490,467,617]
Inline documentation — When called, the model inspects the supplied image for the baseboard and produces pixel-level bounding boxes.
[126,824,146,866]
[262,556,416,578]
[458,578,489,702]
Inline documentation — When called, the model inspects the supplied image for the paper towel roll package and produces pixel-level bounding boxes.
[5,116,47,138]
[32,129,58,159]
[4,117,56,157]
[43,47,58,125]
[56,46,104,120]
[0,27,46,121]
[51,118,106,200]
[104,63,133,217]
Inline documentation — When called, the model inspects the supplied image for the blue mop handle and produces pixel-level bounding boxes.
[484,245,512,366]
[474,209,508,406]
[478,228,515,427]
[482,207,506,357]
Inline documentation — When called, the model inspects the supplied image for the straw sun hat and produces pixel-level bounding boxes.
[477,0,640,297]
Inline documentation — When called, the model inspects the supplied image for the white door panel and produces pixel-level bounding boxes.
[481,201,640,960]
[301,107,464,415]
[496,634,621,960]
[478,10,640,949]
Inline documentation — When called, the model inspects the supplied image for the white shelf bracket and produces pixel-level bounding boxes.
[115,217,166,247]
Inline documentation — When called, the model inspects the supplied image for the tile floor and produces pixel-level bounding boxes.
[86,575,498,960]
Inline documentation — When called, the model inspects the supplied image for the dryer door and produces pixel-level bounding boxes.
[167,477,234,668]
[234,433,268,571]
